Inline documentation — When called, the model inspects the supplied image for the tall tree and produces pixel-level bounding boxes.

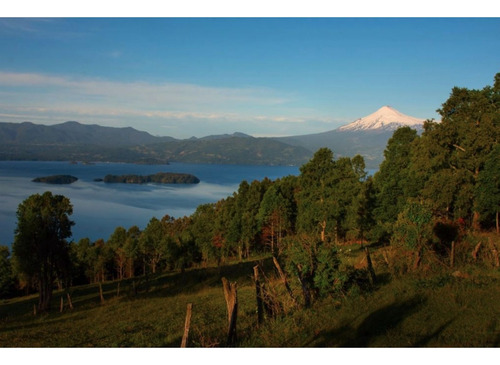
[475,144,500,233]
[410,73,500,226]
[374,126,419,227]
[297,148,337,242]
[124,226,141,278]
[12,192,74,312]
[107,226,127,280]
[139,217,167,274]
[0,246,14,298]
[191,203,219,265]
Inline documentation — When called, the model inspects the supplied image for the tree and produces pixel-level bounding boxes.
[124,226,141,277]
[191,203,219,265]
[107,226,127,280]
[297,148,337,242]
[392,200,434,270]
[0,246,14,298]
[12,192,74,312]
[475,145,500,233]
[347,176,376,244]
[409,73,500,227]
[374,126,419,227]
[297,149,366,244]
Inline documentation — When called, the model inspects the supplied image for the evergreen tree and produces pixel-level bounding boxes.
[139,217,167,274]
[410,73,500,226]
[12,192,74,312]
[475,144,500,232]
[107,226,127,280]
[0,246,14,298]
[374,126,419,228]
[297,148,337,242]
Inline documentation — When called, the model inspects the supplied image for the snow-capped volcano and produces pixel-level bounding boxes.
[337,106,425,132]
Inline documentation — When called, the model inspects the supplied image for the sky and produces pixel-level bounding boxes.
[0,15,499,138]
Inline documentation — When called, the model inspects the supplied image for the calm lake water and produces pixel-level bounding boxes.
[0,161,300,247]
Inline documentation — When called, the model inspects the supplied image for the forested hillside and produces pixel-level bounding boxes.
[0,73,499,347]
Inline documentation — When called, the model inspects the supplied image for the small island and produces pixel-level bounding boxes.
[32,175,78,184]
[102,172,200,184]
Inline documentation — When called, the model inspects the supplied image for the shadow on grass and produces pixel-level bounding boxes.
[312,295,428,347]
[413,318,455,347]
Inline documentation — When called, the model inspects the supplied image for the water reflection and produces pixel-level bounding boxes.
[0,162,299,246]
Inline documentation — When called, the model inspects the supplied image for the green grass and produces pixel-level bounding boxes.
[1,252,500,347]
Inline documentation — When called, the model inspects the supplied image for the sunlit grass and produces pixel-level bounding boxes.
[1,252,500,347]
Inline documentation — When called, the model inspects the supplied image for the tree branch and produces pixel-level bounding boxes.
[452,144,466,152]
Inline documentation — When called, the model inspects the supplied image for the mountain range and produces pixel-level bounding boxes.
[0,106,427,168]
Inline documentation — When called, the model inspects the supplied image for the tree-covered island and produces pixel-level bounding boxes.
[32,175,78,184]
[103,172,200,184]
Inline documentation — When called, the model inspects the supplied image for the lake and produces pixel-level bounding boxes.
[0,161,300,247]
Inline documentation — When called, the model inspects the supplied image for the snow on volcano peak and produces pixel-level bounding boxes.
[337,106,425,132]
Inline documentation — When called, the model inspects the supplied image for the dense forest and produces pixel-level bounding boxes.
[0,74,499,321]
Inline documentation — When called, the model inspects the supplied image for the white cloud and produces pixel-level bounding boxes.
[0,70,342,137]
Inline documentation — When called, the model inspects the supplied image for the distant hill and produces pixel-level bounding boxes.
[0,107,427,167]
[0,121,310,165]
[0,121,176,146]
[138,136,311,166]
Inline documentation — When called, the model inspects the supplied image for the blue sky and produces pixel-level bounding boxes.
[0,17,499,138]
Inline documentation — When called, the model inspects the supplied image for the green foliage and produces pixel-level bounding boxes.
[409,73,500,224]
[12,192,74,312]
[297,148,366,243]
[475,144,500,231]
[190,203,220,264]
[0,246,14,298]
[374,126,419,227]
[281,235,342,304]
[392,200,434,250]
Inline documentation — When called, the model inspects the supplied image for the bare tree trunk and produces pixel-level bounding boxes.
[472,242,482,262]
[472,211,481,232]
[181,303,193,348]
[99,282,105,303]
[413,248,422,271]
[320,220,326,243]
[253,266,264,325]
[66,292,73,310]
[273,256,297,306]
[496,211,499,235]
[365,247,377,285]
[221,278,238,346]
[490,238,500,267]
[295,264,311,308]
[116,282,121,297]
[60,296,64,313]
[38,276,53,313]
[450,241,455,268]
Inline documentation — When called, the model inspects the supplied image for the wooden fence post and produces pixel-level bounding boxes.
[181,303,193,348]
[253,265,264,325]
[221,277,238,346]
[273,256,297,306]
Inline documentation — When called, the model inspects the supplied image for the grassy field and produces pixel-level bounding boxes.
[1,244,500,347]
